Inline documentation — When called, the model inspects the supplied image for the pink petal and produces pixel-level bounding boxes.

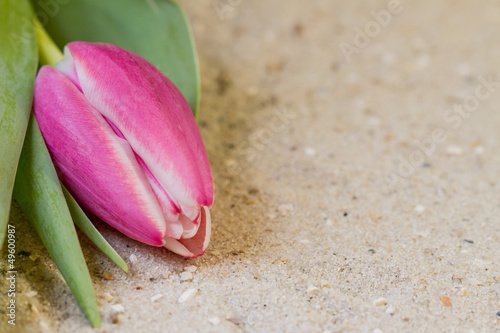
[34,66,170,246]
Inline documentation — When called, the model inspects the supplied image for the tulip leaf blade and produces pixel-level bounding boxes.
[13,116,101,328]
[34,0,200,117]
[0,0,38,248]
[62,186,129,273]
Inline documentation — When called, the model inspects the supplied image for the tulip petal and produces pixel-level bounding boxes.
[163,206,211,258]
[34,66,168,246]
[63,42,214,223]
[55,47,81,91]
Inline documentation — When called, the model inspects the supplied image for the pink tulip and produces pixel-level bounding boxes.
[33,42,214,257]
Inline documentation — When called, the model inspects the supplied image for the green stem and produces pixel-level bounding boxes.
[34,18,63,66]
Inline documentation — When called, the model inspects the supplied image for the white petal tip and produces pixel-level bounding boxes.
[163,207,211,257]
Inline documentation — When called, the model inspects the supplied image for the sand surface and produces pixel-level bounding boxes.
[2,1,500,332]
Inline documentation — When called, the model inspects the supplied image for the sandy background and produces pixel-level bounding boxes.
[2,0,500,332]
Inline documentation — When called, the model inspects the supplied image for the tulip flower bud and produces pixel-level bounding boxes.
[33,42,213,257]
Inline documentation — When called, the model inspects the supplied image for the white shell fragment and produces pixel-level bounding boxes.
[307,285,320,293]
[129,254,138,264]
[184,265,198,273]
[151,294,164,302]
[111,304,125,313]
[103,292,114,302]
[208,317,221,325]
[373,297,387,306]
[178,288,198,303]
[180,271,194,281]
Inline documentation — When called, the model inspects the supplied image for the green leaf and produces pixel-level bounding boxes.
[13,116,101,328]
[0,0,38,248]
[62,186,128,273]
[34,0,200,117]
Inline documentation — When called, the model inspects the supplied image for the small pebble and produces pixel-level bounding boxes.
[446,145,463,156]
[25,291,38,298]
[307,285,320,293]
[325,219,333,226]
[304,147,316,156]
[267,213,277,220]
[31,303,40,314]
[373,297,387,306]
[208,316,221,325]
[104,271,114,280]
[320,280,331,288]
[209,250,222,257]
[368,214,382,221]
[474,145,485,155]
[178,288,198,303]
[111,304,125,314]
[416,231,429,238]
[299,239,310,244]
[266,60,284,73]
[103,292,114,302]
[415,205,426,213]
[368,249,376,254]
[129,254,138,264]
[180,271,194,281]
[457,288,469,296]
[110,305,124,324]
[184,265,198,273]
[496,311,500,317]
[161,271,171,279]
[29,254,40,261]
[227,317,245,327]
[293,23,305,36]
[151,294,163,302]
[441,296,452,307]
[386,305,395,314]
[463,239,474,244]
